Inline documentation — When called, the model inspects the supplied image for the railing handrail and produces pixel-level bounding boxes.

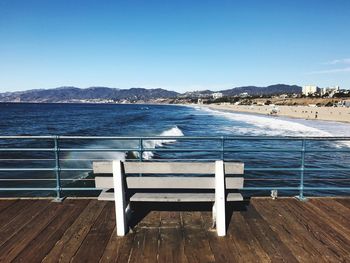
[1,135,350,140]
[0,135,350,200]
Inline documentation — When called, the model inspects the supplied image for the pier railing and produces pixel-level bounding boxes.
[0,135,350,200]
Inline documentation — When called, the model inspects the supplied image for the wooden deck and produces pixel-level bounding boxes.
[0,198,349,262]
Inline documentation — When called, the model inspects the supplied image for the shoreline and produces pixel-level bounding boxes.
[203,104,350,123]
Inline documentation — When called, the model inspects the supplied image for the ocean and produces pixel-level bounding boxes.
[0,103,350,197]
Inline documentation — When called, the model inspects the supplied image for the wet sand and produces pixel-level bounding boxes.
[205,104,350,123]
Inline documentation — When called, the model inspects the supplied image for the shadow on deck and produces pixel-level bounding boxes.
[0,197,349,262]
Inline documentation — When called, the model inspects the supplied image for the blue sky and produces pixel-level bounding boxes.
[0,0,349,92]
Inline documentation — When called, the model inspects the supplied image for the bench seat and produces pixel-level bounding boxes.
[98,191,243,202]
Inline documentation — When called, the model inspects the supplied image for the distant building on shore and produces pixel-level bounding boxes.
[302,85,340,97]
[320,86,340,97]
[302,85,319,95]
[239,92,249,98]
[212,92,223,99]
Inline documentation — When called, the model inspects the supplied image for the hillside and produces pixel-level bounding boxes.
[220,84,302,96]
[0,84,302,103]
[0,87,179,103]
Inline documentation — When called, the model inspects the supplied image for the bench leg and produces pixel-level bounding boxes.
[113,160,128,236]
[212,202,216,228]
[215,160,226,236]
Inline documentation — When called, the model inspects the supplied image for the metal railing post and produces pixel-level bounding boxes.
[139,138,143,177]
[221,136,225,160]
[53,136,64,202]
[296,139,307,201]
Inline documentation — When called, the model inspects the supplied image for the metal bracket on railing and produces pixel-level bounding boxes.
[271,190,278,200]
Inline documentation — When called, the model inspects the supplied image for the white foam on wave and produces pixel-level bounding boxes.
[196,106,350,148]
[142,126,184,160]
[64,126,184,181]
[199,106,332,137]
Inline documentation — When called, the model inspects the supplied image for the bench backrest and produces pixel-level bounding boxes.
[93,161,244,189]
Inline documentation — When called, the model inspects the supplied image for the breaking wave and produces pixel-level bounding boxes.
[140,126,184,160]
[198,106,332,137]
[64,126,184,181]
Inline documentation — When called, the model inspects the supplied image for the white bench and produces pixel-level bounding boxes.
[93,160,244,236]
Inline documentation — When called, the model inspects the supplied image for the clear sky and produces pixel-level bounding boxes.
[0,0,349,93]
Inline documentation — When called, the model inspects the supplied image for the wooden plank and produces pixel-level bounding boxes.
[245,200,299,263]
[0,200,17,213]
[224,162,245,174]
[336,198,350,209]
[0,201,68,262]
[125,207,161,263]
[11,200,89,263]
[99,227,135,263]
[127,227,159,263]
[284,199,350,258]
[309,199,350,231]
[96,176,244,189]
[42,200,107,263]
[0,200,50,248]
[158,227,187,263]
[301,199,350,240]
[98,190,115,201]
[200,212,239,263]
[253,199,324,262]
[137,210,161,228]
[100,192,242,202]
[158,212,187,263]
[131,193,216,202]
[227,211,271,262]
[256,199,341,262]
[71,203,116,263]
[182,211,215,262]
[0,200,34,227]
[93,161,244,175]
[129,192,242,202]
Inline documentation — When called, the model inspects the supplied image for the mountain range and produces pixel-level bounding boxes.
[0,84,302,103]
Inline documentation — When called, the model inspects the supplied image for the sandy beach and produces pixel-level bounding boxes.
[206,104,350,123]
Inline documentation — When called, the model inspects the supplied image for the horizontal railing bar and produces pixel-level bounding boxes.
[0,178,97,181]
[241,187,350,191]
[0,159,56,161]
[58,148,137,152]
[1,147,349,153]
[1,187,349,192]
[0,168,92,171]
[1,148,349,154]
[141,148,223,152]
[1,135,350,140]
[0,136,57,139]
[245,168,350,171]
[0,148,54,152]
[305,149,350,152]
[0,159,219,162]
[1,167,349,172]
[0,188,57,191]
[245,168,301,171]
[0,168,55,171]
[2,178,350,182]
[0,187,102,191]
[224,149,301,152]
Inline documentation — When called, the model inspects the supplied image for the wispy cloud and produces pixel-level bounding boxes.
[307,67,350,74]
[324,58,350,65]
